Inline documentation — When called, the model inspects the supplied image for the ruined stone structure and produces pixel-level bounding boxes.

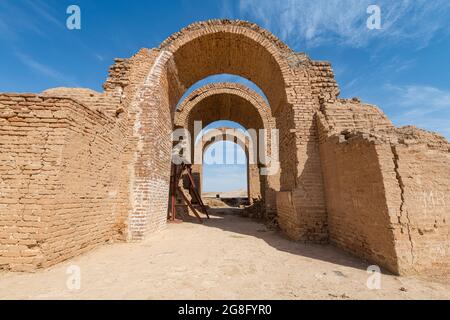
[0,20,448,276]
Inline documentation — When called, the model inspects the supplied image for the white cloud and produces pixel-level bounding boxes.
[237,0,450,48]
[0,0,62,41]
[202,164,248,193]
[94,54,105,61]
[386,84,450,115]
[15,52,76,86]
[385,84,450,138]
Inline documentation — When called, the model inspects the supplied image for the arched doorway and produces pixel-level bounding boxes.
[202,139,249,202]
[127,20,328,242]
[174,82,278,215]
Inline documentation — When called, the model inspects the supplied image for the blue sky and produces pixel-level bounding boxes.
[1,0,450,193]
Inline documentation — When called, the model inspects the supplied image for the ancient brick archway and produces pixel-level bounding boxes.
[127,20,299,241]
[174,82,277,213]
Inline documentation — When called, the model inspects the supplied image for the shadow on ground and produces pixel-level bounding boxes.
[181,207,377,274]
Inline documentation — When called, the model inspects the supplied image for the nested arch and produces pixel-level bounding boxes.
[174,82,274,166]
[129,20,292,239]
[200,127,255,163]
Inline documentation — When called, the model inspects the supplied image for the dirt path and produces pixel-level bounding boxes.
[0,212,448,300]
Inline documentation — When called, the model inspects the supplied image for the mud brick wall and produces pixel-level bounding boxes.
[319,134,400,273]
[378,129,450,276]
[100,48,171,240]
[0,94,128,271]
[126,49,176,240]
[276,61,334,243]
[309,61,340,103]
[0,94,62,271]
[392,145,450,275]
[319,99,394,134]
[276,191,302,240]
[42,88,120,115]
[248,164,261,202]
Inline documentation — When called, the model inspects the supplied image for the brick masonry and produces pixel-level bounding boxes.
[197,128,262,204]
[174,83,277,213]
[0,20,448,276]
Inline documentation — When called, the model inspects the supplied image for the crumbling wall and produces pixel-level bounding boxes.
[318,101,450,275]
[318,98,394,134]
[276,59,339,243]
[41,88,120,115]
[276,191,299,239]
[248,164,261,202]
[0,94,128,271]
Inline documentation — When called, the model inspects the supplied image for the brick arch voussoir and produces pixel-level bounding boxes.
[159,20,294,112]
[199,128,255,164]
[174,82,274,132]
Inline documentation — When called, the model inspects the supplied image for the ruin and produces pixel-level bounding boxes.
[0,20,448,276]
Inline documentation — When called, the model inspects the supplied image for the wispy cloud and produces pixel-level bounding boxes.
[0,0,63,41]
[15,52,77,86]
[385,84,450,138]
[341,55,416,95]
[237,0,450,48]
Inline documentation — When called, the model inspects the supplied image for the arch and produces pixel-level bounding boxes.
[128,19,299,240]
[174,82,274,140]
[160,19,292,113]
[191,127,262,204]
[174,83,276,172]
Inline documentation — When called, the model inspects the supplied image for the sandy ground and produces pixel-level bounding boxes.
[0,211,449,300]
